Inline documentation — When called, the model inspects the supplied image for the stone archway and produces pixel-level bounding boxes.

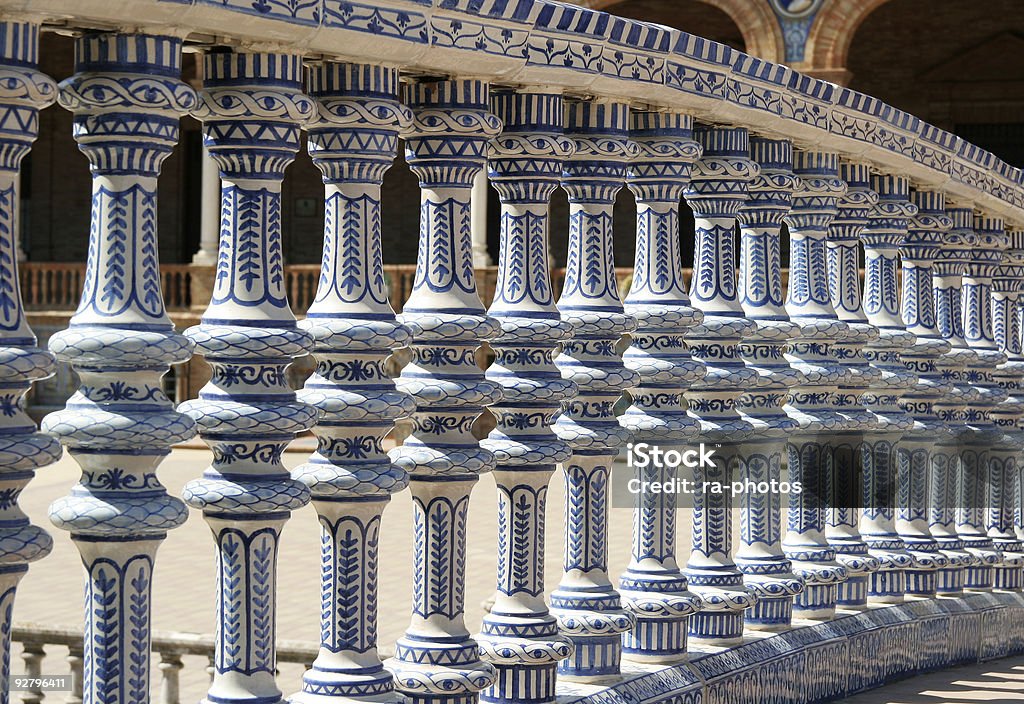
[575,0,786,62]
[799,0,892,84]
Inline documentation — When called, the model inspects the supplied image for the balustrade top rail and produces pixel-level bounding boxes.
[11,0,1022,226]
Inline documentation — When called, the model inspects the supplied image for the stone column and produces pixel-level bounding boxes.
[287,63,414,704]
[734,137,804,629]
[781,149,848,620]
[0,19,60,699]
[618,112,704,659]
[43,33,196,704]
[930,206,980,595]
[550,99,637,680]
[682,125,757,644]
[386,79,501,704]
[476,90,574,703]
[989,225,1024,590]
[895,189,953,598]
[957,214,1008,590]
[179,51,316,704]
[191,146,220,265]
[825,162,882,608]
[859,174,917,603]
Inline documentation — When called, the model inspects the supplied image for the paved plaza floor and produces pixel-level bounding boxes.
[13,448,1024,703]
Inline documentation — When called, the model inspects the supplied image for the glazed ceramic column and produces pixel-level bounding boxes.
[895,189,953,598]
[734,136,804,629]
[682,125,757,644]
[617,111,704,660]
[287,63,414,704]
[858,174,917,603]
[550,99,636,680]
[781,149,848,619]
[179,51,316,704]
[387,79,501,704]
[475,90,574,703]
[43,33,196,704]
[930,206,980,595]
[957,214,1008,590]
[0,19,59,699]
[825,162,882,608]
[989,226,1024,589]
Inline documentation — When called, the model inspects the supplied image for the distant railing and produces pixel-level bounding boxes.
[18,262,778,314]
[18,263,643,314]
[12,623,322,704]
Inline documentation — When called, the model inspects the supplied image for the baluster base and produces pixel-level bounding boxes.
[554,635,623,682]
[621,617,688,663]
[994,564,1024,591]
[688,611,744,645]
[478,613,571,704]
[793,584,839,620]
[905,569,938,598]
[292,664,399,704]
[743,595,794,630]
[837,576,868,607]
[481,663,557,704]
[389,638,495,704]
[868,569,907,603]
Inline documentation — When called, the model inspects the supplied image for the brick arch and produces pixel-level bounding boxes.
[580,0,786,62]
[801,0,893,82]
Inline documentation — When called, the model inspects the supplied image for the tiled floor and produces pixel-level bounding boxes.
[835,657,1024,703]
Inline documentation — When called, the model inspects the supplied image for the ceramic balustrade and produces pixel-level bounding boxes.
[0,19,60,703]
[7,5,1024,704]
[617,111,704,662]
[386,78,501,704]
[42,33,196,704]
[930,206,981,595]
[858,174,918,603]
[682,125,758,645]
[734,136,804,630]
[896,189,954,598]
[550,99,637,681]
[288,62,414,704]
[781,149,849,620]
[957,213,1009,590]
[476,89,575,703]
[825,161,882,608]
[989,226,1024,590]
[178,50,317,704]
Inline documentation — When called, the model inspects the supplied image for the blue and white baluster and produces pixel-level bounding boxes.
[930,206,980,595]
[179,51,317,704]
[682,125,758,644]
[734,136,804,629]
[858,174,917,603]
[550,99,637,680]
[0,20,59,699]
[781,149,848,619]
[386,79,501,704]
[989,225,1024,590]
[475,90,575,703]
[895,189,953,598]
[957,214,1008,590]
[617,111,704,660]
[825,162,882,608]
[288,63,414,704]
[43,33,196,704]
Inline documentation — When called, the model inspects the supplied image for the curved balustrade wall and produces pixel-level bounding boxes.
[2,2,1024,704]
